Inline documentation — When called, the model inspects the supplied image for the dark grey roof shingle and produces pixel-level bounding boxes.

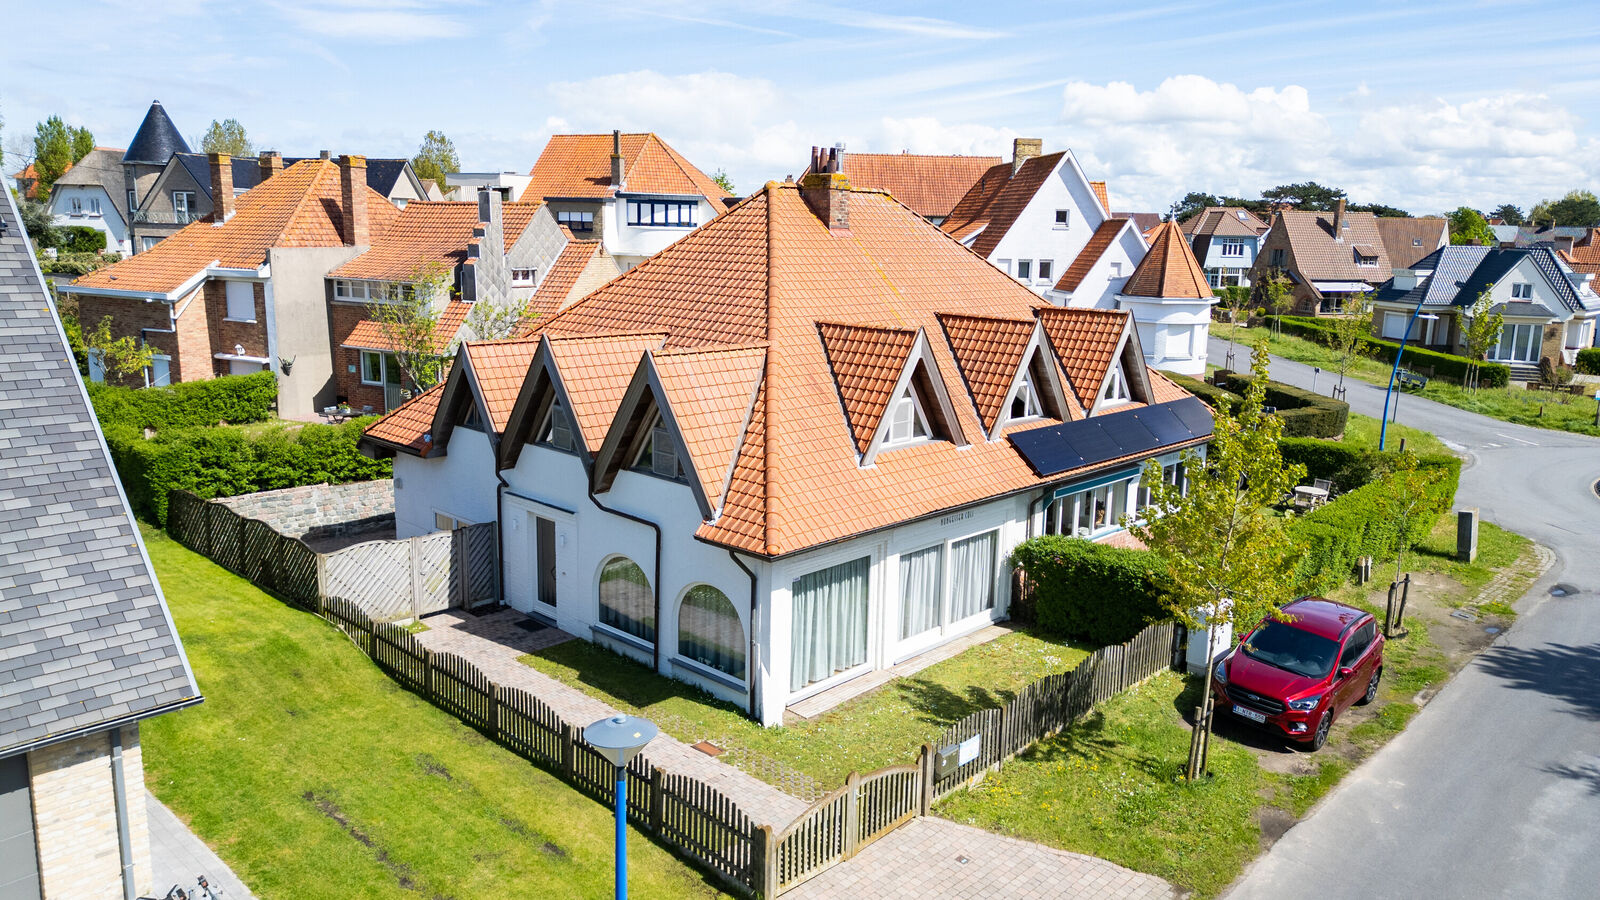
[122,101,191,165]
[0,188,199,756]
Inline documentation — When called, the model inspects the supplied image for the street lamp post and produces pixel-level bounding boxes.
[1379,298,1440,451]
[584,714,659,900]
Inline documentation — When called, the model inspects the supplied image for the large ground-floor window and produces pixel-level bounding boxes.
[678,585,745,679]
[899,529,1000,643]
[1046,460,1185,538]
[599,556,654,643]
[790,556,869,690]
[1488,322,1543,363]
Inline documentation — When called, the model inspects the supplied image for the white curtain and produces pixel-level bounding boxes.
[599,557,654,642]
[678,585,745,679]
[899,545,943,640]
[790,557,870,691]
[949,531,997,621]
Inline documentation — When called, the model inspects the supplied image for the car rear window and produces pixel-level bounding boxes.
[1241,621,1340,679]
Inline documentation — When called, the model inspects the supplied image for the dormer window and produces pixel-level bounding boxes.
[1010,373,1043,421]
[631,413,685,480]
[885,386,931,446]
[460,402,484,432]
[1101,362,1131,406]
[1355,250,1378,267]
[536,397,575,451]
[512,268,537,287]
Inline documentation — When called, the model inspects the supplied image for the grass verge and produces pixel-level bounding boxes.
[139,525,726,900]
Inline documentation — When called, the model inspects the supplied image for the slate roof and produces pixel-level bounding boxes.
[526,133,732,203]
[1376,217,1449,270]
[0,188,200,756]
[1374,245,1598,315]
[123,101,191,165]
[810,151,1001,219]
[1123,221,1212,299]
[51,148,132,223]
[172,153,260,200]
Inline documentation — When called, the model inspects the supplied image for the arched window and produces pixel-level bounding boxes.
[678,585,745,679]
[599,557,654,643]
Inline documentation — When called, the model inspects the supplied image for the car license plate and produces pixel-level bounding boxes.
[1233,704,1268,723]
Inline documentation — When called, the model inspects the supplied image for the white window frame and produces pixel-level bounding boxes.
[1016,259,1032,281]
[1511,282,1534,300]
[360,350,401,386]
[172,191,195,222]
[884,386,932,446]
[630,412,686,481]
[224,281,256,322]
[511,268,537,287]
[1220,239,1244,257]
[69,197,83,214]
[537,397,577,453]
[1109,262,1123,278]
[1054,209,1071,229]
[433,510,471,532]
[90,197,101,215]
[1037,259,1053,283]
[1101,361,1131,406]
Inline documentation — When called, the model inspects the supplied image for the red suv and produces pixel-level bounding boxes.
[1211,597,1383,750]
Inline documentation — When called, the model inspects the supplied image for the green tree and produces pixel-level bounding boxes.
[1491,204,1525,226]
[1257,271,1293,335]
[1537,190,1600,227]
[32,116,74,197]
[1329,290,1374,394]
[366,262,456,391]
[1261,181,1345,211]
[1129,342,1305,779]
[1447,207,1495,246]
[71,125,94,162]
[465,295,531,342]
[1347,202,1410,218]
[1460,290,1504,392]
[710,168,735,195]
[85,315,154,384]
[200,118,253,156]
[410,130,459,187]
[17,197,61,248]
[1169,191,1221,222]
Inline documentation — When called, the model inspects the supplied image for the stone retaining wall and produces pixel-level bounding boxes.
[216,480,394,541]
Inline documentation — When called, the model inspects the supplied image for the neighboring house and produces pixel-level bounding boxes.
[1250,200,1392,315]
[442,172,532,202]
[1373,245,1600,378]
[46,148,133,254]
[122,100,193,253]
[1504,224,1593,251]
[1557,227,1600,277]
[799,145,1001,224]
[519,230,619,326]
[10,161,49,200]
[1117,221,1219,376]
[1375,217,1449,271]
[1179,206,1270,288]
[1,186,202,900]
[1115,211,1164,235]
[360,172,1210,726]
[132,151,431,252]
[525,131,734,271]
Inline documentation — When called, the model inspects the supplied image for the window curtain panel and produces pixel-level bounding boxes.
[899,545,943,640]
[790,557,870,691]
[949,531,997,621]
[599,557,655,642]
[679,585,746,678]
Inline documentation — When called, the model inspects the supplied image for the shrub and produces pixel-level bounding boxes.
[1576,347,1600,376]
[1009,536,1172,645]
[59,226,107,255]
[105,418,390,524]
[1160,372,1241,412]
[1215,371,1349,438]
[1270,315,1510,388]
[86,371,278,432]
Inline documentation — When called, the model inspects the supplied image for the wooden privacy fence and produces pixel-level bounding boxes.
[167,489,496,621]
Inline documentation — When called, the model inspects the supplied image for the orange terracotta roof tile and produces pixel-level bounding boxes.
[464,338,541,432]
[521,239,605,332]
[818,152,1001,219]
[343,300,471,353]
[329,201,541,281]
[816,323,919,454]
[698,380,767,554]
[1090,181,1110,214]
[546,332,669,452]
[938,162,1012,242]
[1123,220,1212,299]
[1054,218,1129,292]
[363,382,446,456]
[1146,369,1194,405]
[526,133,732,202]
[654,346,766,507]
[940,152,1065,258]
[937,313,1037,432]
[1037,307,1128,408]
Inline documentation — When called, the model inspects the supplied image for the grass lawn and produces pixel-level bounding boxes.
[934,515,1535,898]
[139,526,727,900]
[1213,323,1600,437]
[1341,412,1450,456]
[521,629,1092,796]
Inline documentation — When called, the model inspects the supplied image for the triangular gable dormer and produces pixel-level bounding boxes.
[938,314,1072,438]
[1092,320,1153,415]
[1035,307,1151,414]
[498,336,585,472]
[426,348,493,458]
[817,322,966,465]
[592,352,717,519]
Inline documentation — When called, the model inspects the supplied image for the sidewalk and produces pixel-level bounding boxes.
[145,790,256,900]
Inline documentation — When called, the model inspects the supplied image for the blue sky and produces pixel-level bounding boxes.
[5,0,1598,213]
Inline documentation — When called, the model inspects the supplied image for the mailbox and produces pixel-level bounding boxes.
[935,734,982,780]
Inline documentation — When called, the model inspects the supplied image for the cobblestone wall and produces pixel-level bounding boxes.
[216,479,394,540]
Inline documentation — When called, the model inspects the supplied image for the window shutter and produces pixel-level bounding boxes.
[651,424,678,477]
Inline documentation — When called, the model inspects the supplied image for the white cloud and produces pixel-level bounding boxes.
[1058,75,1600,213]
[270,0,470,42]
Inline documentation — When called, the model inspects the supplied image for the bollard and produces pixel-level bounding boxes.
[1457,508,1479,563]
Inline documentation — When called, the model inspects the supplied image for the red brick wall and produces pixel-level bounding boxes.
[328,300,386,410]
[205,281,269,376]
[76,293,176,386]
[172,287,212,382]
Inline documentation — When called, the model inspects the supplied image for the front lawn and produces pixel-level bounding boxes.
[1341,412,1450,456]
[521,629,1091,797]
[139,526,726,900]
[1214,323,1600,437]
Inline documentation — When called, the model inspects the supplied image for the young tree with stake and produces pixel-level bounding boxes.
[1460,290,1504,392]
[1329,290,1373,396]
[1129,342,1305,779]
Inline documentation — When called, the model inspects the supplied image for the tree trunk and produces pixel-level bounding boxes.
[1187,621,1220,780]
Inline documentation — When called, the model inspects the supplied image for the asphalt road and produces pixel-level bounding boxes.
[1208,337,1600,900]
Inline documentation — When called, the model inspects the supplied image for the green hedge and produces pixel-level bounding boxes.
[86,371,278,431]
[1270,315,1510,388]
[1577,347,1600,376]
[1161,372,1241,412]
[1009,536,1172,645]
[105,418,391,524]
[59,226,107,254]
[1214,371,1349,438]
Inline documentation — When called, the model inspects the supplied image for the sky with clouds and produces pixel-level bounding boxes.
[5,0,1598,214]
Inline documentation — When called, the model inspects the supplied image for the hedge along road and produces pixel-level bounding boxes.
[1209,336,1600,900]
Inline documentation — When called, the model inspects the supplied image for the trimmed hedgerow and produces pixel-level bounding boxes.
[86,371,278,432]
[1270,315,1510,388]
[1160,372,1241,413]
[1213,371,1349,438]
[1576,347,1600,376]
[1009,536,1173,645]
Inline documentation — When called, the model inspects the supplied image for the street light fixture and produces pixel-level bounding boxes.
[584,714,659,900]
[1380,301,1439,450]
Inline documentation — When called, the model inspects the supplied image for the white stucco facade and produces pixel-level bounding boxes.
[393,426,502,538]
[1117,295,1217,376]
[49,184,130,255]
[602,194,724,271]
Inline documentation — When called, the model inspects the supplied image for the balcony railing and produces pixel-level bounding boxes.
[131,209,201,225]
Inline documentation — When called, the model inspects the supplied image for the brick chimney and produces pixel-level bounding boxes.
[1012,138,1042,176]
[339,154,370,247]
[1332,197,1346,239]
[258,150,283,183]
[208,153,235,222]
[799,146,850,233]
[610,130,625,191]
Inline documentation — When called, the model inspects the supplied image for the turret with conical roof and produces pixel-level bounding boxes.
[1116,219,1218,376]
[123,100,190,164]
[1122,220,1212,300]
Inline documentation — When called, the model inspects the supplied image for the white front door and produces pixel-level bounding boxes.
[505,502,575,619]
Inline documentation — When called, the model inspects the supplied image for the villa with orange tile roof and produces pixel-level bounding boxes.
[525,130,733,271]
[799,145,1000,224]
[360,164,1211,726]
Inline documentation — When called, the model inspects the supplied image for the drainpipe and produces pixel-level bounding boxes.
[1025,487,1050,539]
[110,728,137,900]
[494,471,509,608]
[728,550,761,720]
[588,489,663,671]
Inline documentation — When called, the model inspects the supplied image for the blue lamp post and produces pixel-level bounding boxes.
[584,714,658,900]
[1379,298,1439,451]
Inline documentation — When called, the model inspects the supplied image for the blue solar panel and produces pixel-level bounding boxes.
[1009,397,1213,478]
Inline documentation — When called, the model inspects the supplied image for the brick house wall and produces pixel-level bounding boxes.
[171,286,213,382]
[205,280,270,375]
[28,726,154,899]
[328,297,389,411]
[76,292,174,386]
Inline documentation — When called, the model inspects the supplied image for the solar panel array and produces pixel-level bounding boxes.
[1008,396,1214,477]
